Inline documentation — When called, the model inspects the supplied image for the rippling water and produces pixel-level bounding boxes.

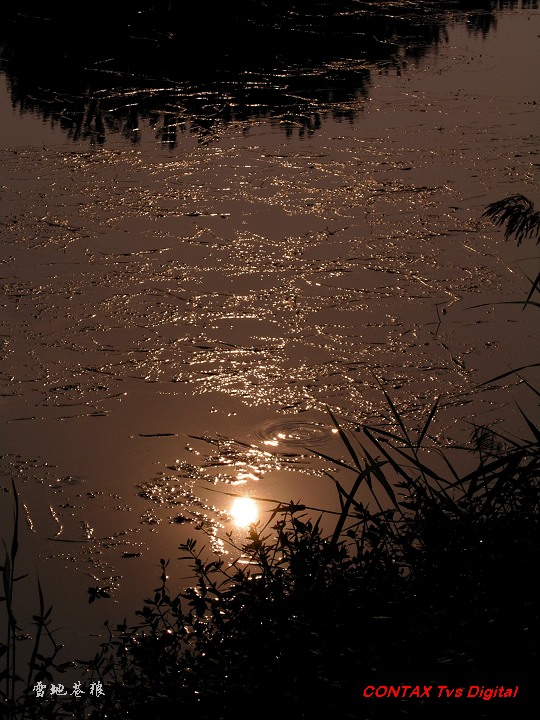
[0,3,538,657]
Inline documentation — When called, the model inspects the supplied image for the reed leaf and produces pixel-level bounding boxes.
[516,405,540,444]
[476,363,540,386]
[355,440,398,508]
[416,396,440,450]
[325,405,363,470]
[482,194,540,245]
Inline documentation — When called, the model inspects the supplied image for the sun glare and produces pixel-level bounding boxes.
[230,497,259,527]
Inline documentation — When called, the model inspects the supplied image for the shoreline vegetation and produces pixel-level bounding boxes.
[2,386,539,718]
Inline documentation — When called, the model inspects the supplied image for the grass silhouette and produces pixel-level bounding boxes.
[3,395,538,719]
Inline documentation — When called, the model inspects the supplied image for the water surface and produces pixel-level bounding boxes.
[0,3,539,661]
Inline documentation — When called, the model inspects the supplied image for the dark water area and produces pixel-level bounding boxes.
[0,0,539,697]
[0,1,536,145]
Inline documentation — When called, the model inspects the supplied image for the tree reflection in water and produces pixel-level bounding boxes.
[0,1,535,145]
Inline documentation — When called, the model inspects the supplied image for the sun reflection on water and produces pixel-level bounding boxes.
[230,497,259,527]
